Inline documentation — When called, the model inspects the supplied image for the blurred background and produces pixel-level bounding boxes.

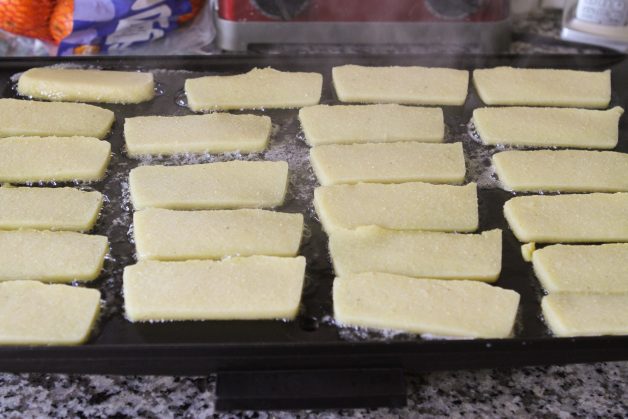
[0,0,626,57]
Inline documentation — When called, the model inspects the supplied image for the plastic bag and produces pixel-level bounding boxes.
[0,0,210,55]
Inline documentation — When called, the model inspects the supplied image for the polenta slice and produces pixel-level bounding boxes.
[129,161,289,210]
[18,67,154,104]
[334,272,519,339]
[473,67,611,108]
[332,65,468,106]
[0,281,100,345]
[329,227,502,282]
[134,208,303,260]
[123,256,306,322]
[0,186,102,231]
[0,230,108,282]
[0,136,110,183]
[0,98,114,139]
[185,67,322,111]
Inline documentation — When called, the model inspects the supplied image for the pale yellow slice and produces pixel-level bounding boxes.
[0,281,100,345]
[533,244,628,293]
[0,186,102,231]
[494,150,628,192]
[334,272,520,339]
[123,256,306,322]
[332,65,468,106]
[329,227,502,282]
[0,98,114,139]
[18,68,154,104]
[0,136,111,183]
[185,67,322,111]
[129,160,289,210]
[124,113,272,156]
[542,293,628,337]
[473,106,622,149]
[521,242,536,262]
[310,142,465,186]
[314,182,478,233]
[473,67,611,108]
[134,208,303,261]
[504,193,628,243]
[299,104,444,145]
[0,230,108,282]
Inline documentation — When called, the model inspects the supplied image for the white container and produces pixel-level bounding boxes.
[561,0,628,51]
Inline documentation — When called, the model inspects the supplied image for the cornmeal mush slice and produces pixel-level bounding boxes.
[333,272,520,339]
[0,281,100,345]
[542,293,628,337]
[134,208,303,261]
[185,67,322,111]
[299,104,444,145]
[129,160,289,210]
[0,98,114,139]
[473,106,622,149]
[314,182,478,233]
[0,136,111,183]
[124,113,272,156]
[329,227,502,281]
[0,186,102,231]
[123,256,306,322]
[18,67,154,104]
[504,193,628,243]
[493,150,628,192]
[0,230,108,282]
[472,67,611,108]
[332,65,468,106]
[310,142,465,186]
[532,244,628,293]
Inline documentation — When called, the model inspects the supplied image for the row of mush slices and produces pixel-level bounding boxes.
[0,65,626,345]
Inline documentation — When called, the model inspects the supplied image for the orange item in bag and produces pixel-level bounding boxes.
[50,0,73,44]
[0,0,56,41]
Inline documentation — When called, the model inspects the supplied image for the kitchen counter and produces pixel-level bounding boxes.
[0,10,626,418]
[1,362,626,417]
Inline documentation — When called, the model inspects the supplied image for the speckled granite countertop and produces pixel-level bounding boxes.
[1,10,627,419]
[1,362,626,417]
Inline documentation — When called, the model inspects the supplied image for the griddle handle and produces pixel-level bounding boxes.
[215,368,406,411]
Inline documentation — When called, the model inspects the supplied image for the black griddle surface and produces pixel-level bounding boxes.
[0,54,626,375]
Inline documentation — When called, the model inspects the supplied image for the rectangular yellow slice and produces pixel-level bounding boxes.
[504,193,628,243]
[18,67,154,104]
[314,182,478,233]
[332,65,469,106]
[472,67,611,108]
[185,68,322,111]
[299,104,444,145]
[134,208,303,261]
[310,142,465,186]
[0,98,114,139]
[542,293,628,337]
[334,273,520,338]
[473,106,622,149]
[123,256,306,322]
[0,136,110,183]
[329,227,502,281]
[0,281,100,345]
[533,244,628,293]
[494,150,628,192]
[0,230,108,282]
[124,113,272,156]
[129,161,289,210]
[0,186,102,231]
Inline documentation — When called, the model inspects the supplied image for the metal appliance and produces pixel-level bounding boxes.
[214,0,512,52]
